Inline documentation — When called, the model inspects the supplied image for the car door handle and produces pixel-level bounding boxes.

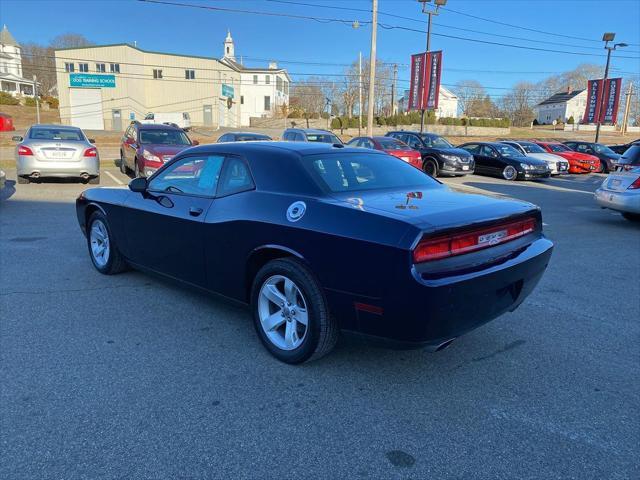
[189,207,203,217]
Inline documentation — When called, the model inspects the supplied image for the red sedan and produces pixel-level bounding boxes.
[347,136,422,169]
[534,141,600,174]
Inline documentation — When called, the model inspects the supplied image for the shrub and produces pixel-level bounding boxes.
[0,92,19,105]
[567,116,574,124]
[25,97,37,107]
[44,96,59,109]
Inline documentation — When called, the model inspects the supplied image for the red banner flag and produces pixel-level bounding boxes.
[600,77,622,124]
[408,51,443,111]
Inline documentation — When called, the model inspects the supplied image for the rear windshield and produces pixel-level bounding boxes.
[619,145,640,164]
[236,134,271,141]
[377,138,411,150]
[29,127,84,141]
[303,152,437,193]
[547,143,570,153]
[140,129,191,145]
[306,133,341,144]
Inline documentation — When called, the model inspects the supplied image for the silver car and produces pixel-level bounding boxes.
[13,124,99,184]
[594,166,640,221]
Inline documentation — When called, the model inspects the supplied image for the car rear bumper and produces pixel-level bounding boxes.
[330,237,553,347]
[16,155,99,177]
[595,188,640,214]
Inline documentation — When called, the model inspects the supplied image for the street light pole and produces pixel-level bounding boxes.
[366,0,378,136]
[358,51,363,136]
[595,33,627,143]
[33,75,40,124]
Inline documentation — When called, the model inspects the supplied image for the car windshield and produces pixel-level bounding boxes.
[422,135,453,148]
[548,143,570,152]
[306,133,341,144]
[594,144,616,155]
[520,142,545,154]
[139,129,191,145]
[619,145,640,164]
[236,134,271,141]
[303,152,438,193]
[377,138,411,150]
[496,144,522,157]
[29,127,84,141]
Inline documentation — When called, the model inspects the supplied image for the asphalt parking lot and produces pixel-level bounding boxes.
[1,167,638,479]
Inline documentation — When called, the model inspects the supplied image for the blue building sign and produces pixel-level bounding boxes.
[69,73,116,88]
[222,84,234,98]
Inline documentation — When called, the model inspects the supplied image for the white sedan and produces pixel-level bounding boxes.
[501,141,569,175]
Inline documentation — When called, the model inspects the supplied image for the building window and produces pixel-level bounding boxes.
[276,76,283,92]
[253,75,258,85]
[96,63,106,73]
[264,96,271,111]
[110,63,120,73]
[64,62,75,73]
[185,69,195,80]
[240,96,244,105]
[20,84,34,95]
[265,75,270,85]
[79,63,89,72]
[284,81,289,95]
[153,69,163,79]
[1,81,17,92]
[226,46,230,54]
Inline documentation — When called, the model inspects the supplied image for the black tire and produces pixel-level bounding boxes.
[119,151,128,174]
[622,212,640,222]
[423,158,439,177]
[134,158,141,178]
[89,175,100,185]
[250,258,338,364]
[86,211,128,275]
[17,176,29,184]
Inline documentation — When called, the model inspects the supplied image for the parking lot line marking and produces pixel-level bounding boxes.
[104,171,124,185]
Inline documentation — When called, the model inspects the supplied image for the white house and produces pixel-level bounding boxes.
[534,88,587,124]
[398,87,459,118]
[0,25,36,97]
[219,31,291,126]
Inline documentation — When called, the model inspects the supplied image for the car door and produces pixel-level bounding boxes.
[480,145,502,175]
[123,153,224,286]
[462,144,484,172]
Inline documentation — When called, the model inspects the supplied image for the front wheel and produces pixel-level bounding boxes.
[87,211,128,274]
[423,159,438,177]
[251,258,338,364]
[502,165,518,181]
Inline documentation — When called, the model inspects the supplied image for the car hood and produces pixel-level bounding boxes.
[437,147,473,157]
[527,152,566,163]
[330,186,538,232]
[509,155,547,166]
[141,145,192,155]
[554,151,598,161]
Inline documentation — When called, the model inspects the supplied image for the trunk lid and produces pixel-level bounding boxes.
[602,171,640,191]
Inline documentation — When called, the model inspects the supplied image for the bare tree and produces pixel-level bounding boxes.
[50,33,94,49]
[500,82,538,126]
[453,80,486,116]
[21,43,56,95]
[290,80,325,127]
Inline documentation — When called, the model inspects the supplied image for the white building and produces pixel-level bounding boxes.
[534,89,587,124]
[219,31,290,126]
[0,25,36,97]
[398,86,459,118]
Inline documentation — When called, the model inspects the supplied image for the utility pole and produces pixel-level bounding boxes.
[358,51,362,136]
[595,33,627,143]
[33,75,40,124]
[621,82,634,136]
[366,0,378,137]
[391,63,397,116]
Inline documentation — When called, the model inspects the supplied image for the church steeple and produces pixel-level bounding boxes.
[223,29,235,61]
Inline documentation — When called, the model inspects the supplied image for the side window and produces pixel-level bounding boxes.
[576,144,589,153]
[295,133,306,142]
[282,132,291,141]
[407,135,422,149]
[217,157,255,196]
[462,144,480,154]
[362,139,374,149]
[148,155,224,196]
[480,145,496,157]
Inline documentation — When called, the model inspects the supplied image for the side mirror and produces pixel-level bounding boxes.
[12,135,22,142]
[89,138,96,144]
[191,140,199,146]
[129,177,148,193]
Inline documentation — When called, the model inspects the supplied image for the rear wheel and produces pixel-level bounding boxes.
[119,151,128,174]
[251,258,338,364]
[423,159,438,177]
[87,211,128,274]
[622,212,640,222]
[502,165,518,181]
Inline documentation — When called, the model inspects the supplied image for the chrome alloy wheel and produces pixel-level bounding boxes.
[503,165,517,180]
[258,275,309,351]
[90,219,110,267]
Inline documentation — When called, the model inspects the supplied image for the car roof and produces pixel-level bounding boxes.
[229,132,270,136]
[387,131,438,137]
[135,123,182,130]
[30,124,81,130]
[185,141,374,156]
[284,128,335,134]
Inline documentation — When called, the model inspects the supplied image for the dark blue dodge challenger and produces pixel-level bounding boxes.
[76,142,553,363]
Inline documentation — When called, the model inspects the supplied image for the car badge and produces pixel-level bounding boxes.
[286,201,306,222]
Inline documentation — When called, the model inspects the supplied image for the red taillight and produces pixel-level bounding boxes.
[83,147,97,157]
[18,145,33,156]
[413,217,537,263]
[628,177,640,190]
